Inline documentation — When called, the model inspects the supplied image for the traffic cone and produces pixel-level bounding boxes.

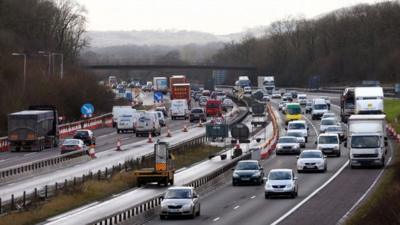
[183,124,188,132]
[147,132,153,143]
[166,127,172,137]
[198,120,203,127]
[235,139,240,149]
[89,144,96,159]
[116,138,121,151]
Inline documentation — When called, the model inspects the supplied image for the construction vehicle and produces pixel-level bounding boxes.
[134,141,175,186]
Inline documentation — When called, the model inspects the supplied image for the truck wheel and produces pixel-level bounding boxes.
[169,178,174,185]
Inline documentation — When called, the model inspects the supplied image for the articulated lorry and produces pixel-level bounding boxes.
[347,115,387,168]
[8,105,59,152]
[340,87,355,123]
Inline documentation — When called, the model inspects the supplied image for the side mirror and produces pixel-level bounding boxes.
[294,176,298,180]
[323,155,327,158]
[285,127,288,130]
[193,194,199,198]
[296,156,299,159]
[314,141,317,145]
[385,141,388,147]
[263,177,268,181]
[231,168,235,171]
[259,167,264,171]
[160,196,164,200]
[256,138,261,143]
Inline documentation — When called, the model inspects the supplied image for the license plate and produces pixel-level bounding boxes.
[274,188,284,192]
[169,209,179,213]
[241,178,250,181]
[306,165,315,168]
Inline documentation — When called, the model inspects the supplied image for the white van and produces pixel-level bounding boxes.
[149,111,166,127]
[116,108,136,133]
[170,99,189,120]
[297,94,307,105]
[354,87,384,114]
[135,112,161,137]
[287,120,309,142]
[311,99,329,120]
[317,133,340,157]
[112,106,133,127]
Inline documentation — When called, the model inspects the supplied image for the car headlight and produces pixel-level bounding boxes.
[233,173,239,178]
[334,146,339,150]
[252,172,261,177]
[316,161,324,165]
[286,183,292,189]
[266,183,272,188]
[182,203,193,210]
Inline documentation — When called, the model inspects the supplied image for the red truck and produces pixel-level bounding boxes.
[169,75,187,91]
[171,83,191,103]
[206,99,222,117]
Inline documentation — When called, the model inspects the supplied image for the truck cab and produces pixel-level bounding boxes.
[206,99,222,117]
[347,115,387,168]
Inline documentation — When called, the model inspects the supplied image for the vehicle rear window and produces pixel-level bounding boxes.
[63,139,80,145]
[235,162,258,170]
[288,123,305,129]
[191,109,203,113]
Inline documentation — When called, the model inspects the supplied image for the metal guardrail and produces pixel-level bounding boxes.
[0,95,250,215]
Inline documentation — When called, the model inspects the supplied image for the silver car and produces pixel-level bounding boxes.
[160,187,200,219]
[276,136,301,155]
[264,169,298,198]
[286,131,306,148]
[297,150,327,173]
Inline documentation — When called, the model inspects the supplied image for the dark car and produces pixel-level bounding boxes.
[73,129,96,146]
[291,91,298,99]
[232,160,264,185]
[189,107,206,122]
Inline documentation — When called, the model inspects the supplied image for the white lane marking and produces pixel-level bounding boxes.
[24,153,37,157]
[234,205,240,210]
[251,195,256,199]
[213,217,220,222]
[337,141,394,225]
[303,114,319,137]
[270,160,349,225]
[0,159,7,163]
[47,201,100,222]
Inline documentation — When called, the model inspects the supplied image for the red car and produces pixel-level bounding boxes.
[206,99,222,117]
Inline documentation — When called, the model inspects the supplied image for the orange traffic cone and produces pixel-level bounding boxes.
[89,144,96,158]
[147,132,153,143]
[116,138,121,151]
[166,127,172,137]
[183,124,188,132]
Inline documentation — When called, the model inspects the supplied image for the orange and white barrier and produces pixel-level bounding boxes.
[261,104,280,159]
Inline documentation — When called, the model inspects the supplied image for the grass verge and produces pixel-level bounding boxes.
[0,144,223,225]
[346,99,400,225]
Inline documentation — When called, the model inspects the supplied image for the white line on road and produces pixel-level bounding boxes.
[24,153,37,157]
[270,160,349,225]
[251,195,256,199]
[213,217,220,222]
[336,141,394,225]
[233,205,240,210]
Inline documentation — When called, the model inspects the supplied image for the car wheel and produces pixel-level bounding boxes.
[196,205,201,216]
[232,181,237,186]
[336,151,341,157]
[291,192,296,198]
[305,137,308,143]
[297,170,302,173]
[160,215,165,220]
[190,209,196,219]
[265,193,269,199]
[136,133,139,137]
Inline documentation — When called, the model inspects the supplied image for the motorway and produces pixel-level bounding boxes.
[142,93,393,225]
[0,92,203,169]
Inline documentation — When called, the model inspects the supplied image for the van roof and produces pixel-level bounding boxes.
[349,114,386,120]
[355,87,383,97]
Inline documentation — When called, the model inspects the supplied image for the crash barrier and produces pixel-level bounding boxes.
[260,104,280,159]
[288,86,396,98]
[386,124,400,143]
[0,149,89,182]
[0,97,251,214]
[91,152,252,225]
[0,113,113,153]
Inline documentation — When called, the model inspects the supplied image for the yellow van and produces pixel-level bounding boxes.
[285,103,302,124]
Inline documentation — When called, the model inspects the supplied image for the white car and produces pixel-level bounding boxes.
[264,169,298,199]
[160,187,200,219]
[199,96,208,107]
[287,120,309,142]
[297,94,307,105]
[311,98,329,120]
[286,130,306,148]
[276,136,301,155]
[316,133,341,156]
[297,150,327,173]
[262,95,270,102]
[321,112,336,120]
[320,118,339,133]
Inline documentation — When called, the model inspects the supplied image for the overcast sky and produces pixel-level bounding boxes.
[76,0,388,34]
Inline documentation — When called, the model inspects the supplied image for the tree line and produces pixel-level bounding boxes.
[211,1,400,87]
[0,0,115,135]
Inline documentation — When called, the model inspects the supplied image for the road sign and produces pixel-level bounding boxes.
[81,103,94,117]
[154,91,163,102]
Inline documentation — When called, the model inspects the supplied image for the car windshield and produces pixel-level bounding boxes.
[278,137,298,143]
[269,171,292,180]
[236,162,259,170]
[75,131,88,137]
[288,123,305,130]
[63,139,80,145]
[321,119,336,125]
[314,104,327,110]
[287,132,302,137]
[191,109,203,113]
[326,126,341,132]
[300,151,322,158]
[319,136,338,144]
[287,107,301,114]
[351,136,380,148]
[323,114,335,118]
[165,189,192,199]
